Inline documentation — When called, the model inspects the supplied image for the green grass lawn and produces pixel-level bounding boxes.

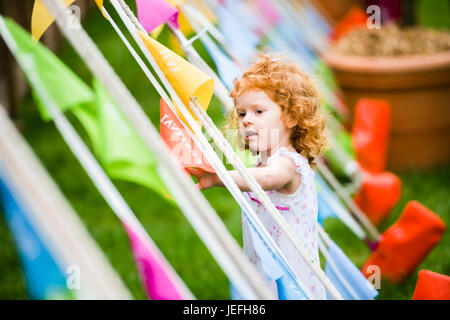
[0,6,449,300]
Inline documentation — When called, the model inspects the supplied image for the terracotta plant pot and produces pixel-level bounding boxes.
[323,51,450,171]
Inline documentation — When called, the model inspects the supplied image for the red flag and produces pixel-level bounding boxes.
[412,270,450,300]
[354,169,402,225]
[160,99,214,173]
[362,201,445,283]
[352,98,391,173]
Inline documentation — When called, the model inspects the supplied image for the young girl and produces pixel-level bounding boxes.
[191,53,328,299]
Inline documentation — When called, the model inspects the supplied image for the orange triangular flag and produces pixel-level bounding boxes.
[160,99,214,173]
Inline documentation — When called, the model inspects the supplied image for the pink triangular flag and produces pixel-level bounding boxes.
[123,222,190,300]
[136,0,179,34]
[256,0,281,26]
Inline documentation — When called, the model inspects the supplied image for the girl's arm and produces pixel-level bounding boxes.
[194,156,297,192]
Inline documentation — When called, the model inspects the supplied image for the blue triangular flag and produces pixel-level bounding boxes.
[0,176,73,300]
[317,189,337,224]
[324,239,378,300]
[200,34,242,90]
[245,214,308,300]
[247,219,283,281]
[229,281,245,300]
[276,275,308,300]
[316,175,338,224]
[216,4,259,64]
[276,20,316,66]
[315,174,366,239]
[302,2,332,36]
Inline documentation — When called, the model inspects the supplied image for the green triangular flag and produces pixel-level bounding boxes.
[71,97,103,157]
[325,130,356,179]
[3,18,94,120]
[72,78,174,204]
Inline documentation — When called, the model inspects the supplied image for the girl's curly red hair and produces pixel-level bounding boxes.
[227,53,328,169]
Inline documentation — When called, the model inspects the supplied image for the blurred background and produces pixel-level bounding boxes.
[0,0,449,300]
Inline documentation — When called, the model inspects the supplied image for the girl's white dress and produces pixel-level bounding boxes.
[242,147,327,299]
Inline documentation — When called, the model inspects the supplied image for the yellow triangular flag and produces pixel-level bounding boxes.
[193,0,217,25]
[178,11,194,36]
[165,0,186,7]
[163,0,215,36]
[150,24,165,39]
[94,0,103,8]
[164,0,216,32]
[31,0,75,41]
[93,0,108,19]
[168,32,185,57]
[163,0,194,36]
[138,30,214,126]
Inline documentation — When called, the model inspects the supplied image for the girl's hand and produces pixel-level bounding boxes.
[188,168,220,190]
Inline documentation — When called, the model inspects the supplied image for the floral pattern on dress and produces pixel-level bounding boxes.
[241,147,327,299]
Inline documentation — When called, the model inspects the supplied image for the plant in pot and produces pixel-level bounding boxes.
[322,0,450,171]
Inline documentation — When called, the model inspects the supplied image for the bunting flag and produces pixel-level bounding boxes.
[122,222,190,299]
[362,201,446,283]
[31,0,75,41]
[150,24,165,39]
[302,1,332,36]
[3,19,171,202]
[313,60,349,121]
[246,215,308,300]
[200,33,242,90]
[324,130,356,179]
[191,0,217,26]
[316,174,366,240]
[72,84,189,298]
[160,99,214,173]
[277,20,316,66]
[168,32,185,57]
[229,283,244,300]
[136,0,179,34]
[94,0,103,8]
[4,18,94,121]
[412,269,450,300]
[216,2,259,64]
[5,11,188,301]
[225,121,258,168]
[72,79,174,203]
[94,0,108,19]
[164,0,183,7]
[255,0,281,27]
[353,169,402,226]
[351,98,391,173]
[138,31,214,125]
[0,177,74,300]
[317,188,337,224]
[176,9,195,37]
[324,239,378,300]
[166,0,218,36]
[275,275,307,300]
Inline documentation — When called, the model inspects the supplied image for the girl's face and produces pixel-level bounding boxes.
[235,89,292,156]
